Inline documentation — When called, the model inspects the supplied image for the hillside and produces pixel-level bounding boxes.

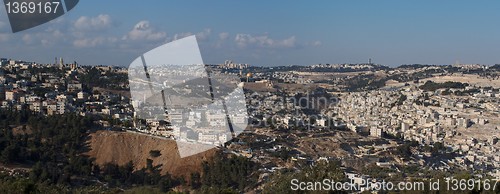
[85,130,215,178]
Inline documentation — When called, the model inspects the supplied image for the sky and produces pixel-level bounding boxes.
[1,1,500,67]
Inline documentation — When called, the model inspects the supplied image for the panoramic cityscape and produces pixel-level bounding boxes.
[0,56,499,192]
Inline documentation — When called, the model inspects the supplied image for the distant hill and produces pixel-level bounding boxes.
[398,64,436,69]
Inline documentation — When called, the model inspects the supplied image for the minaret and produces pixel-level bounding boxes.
[59,57,64,68]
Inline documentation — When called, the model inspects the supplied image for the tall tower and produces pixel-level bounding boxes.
[71,61,78,70]
[59,57,64,68]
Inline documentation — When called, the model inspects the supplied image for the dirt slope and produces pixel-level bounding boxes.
[85,130,215,178]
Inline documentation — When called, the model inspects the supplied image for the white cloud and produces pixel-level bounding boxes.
[73,37,105,48]
[123,20,167,41]
[74,14,113,31]
[172,32,193,41]
[40,39,53,47]
[36,28,66,47]
[219,32,229,40]
[73,36,118,48]
[196,28,211,41]
[214,32,230,48]
[234,34,297,49]
[51,29,64,38]
[280,36,297,48]
[312,41,322,46]
[171,29,212,42]
[22,34,33,44]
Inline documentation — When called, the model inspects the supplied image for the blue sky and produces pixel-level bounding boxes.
[1,1,500,66]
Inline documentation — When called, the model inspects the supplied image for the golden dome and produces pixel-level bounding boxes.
[246,72,253,77]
